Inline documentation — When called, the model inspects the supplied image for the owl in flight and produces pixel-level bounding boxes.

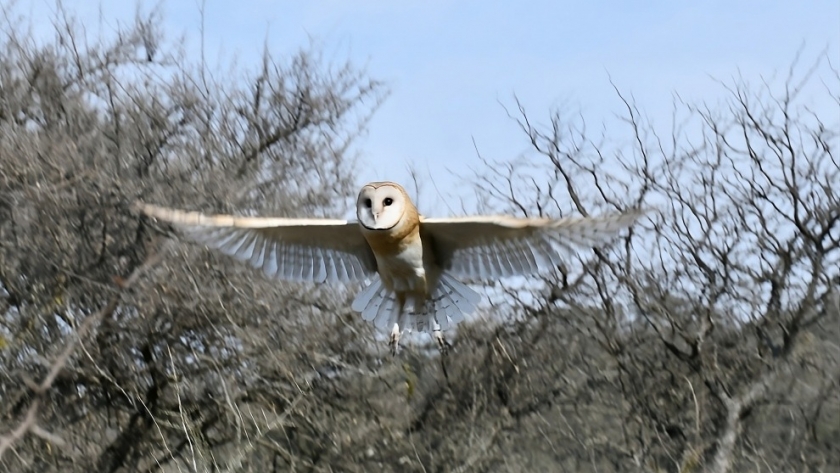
[137,181,642,355]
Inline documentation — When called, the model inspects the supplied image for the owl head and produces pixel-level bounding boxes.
[356,182,414,231]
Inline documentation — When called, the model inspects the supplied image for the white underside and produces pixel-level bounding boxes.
[351,272,481,333]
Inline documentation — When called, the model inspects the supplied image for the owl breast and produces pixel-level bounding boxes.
[360,220,437,297]
[374,242,427,293]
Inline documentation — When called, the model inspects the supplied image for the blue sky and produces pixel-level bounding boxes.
[25,1,840,214]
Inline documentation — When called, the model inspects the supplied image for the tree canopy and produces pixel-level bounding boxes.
[1,6,837,473]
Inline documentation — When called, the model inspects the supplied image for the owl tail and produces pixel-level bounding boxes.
[351,273,481,334]
[427,273,482,331]
[352,277,397,330]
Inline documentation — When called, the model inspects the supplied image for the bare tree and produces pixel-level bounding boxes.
[0,3,388,472]
[0,2,837,472]
[468,50,839,472]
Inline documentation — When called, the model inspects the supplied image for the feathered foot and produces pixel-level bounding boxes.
[389,323,401,356]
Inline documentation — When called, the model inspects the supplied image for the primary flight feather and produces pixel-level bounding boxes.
[137,181,643,354]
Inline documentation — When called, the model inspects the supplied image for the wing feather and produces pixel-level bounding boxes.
[352,276,383,313]
[249,236,267,268]
[137,203,377,283]
[312,247,326,282]
[422,212,644,281]
[514,238,539,273]
[263,243,279,279]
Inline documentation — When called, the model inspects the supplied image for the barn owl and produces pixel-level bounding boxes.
[136,181,642,355]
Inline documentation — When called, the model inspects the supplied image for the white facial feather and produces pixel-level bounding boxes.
[356,183,406,230]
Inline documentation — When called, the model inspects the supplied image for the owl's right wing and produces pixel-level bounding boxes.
[420,212,644,281]
[136,203,376,283]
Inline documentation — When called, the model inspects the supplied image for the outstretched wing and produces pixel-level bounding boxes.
[136,203,377,283]
[420,212,643,281]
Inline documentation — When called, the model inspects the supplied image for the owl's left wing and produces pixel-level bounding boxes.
[420,212,644,281]
[136,203,376,283]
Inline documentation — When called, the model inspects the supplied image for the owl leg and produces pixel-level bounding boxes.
[389,322,401,356]
[432,320,451,356]
[389,293,407,356]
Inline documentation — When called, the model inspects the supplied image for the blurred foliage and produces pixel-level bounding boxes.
[0,3,837,473]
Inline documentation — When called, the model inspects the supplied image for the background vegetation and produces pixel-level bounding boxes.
[1,5,837,473]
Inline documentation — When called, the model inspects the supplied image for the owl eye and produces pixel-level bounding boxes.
[364,198,372,208]
[383,198,394,206]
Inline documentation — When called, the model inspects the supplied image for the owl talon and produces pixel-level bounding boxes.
[433,326,450,356]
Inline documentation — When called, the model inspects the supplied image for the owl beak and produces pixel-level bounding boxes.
[368,211,390,230]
